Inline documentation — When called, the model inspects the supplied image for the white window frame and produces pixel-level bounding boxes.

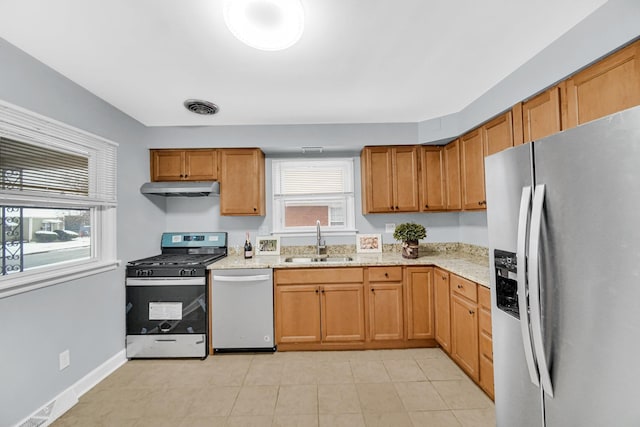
[272,158,356,236]
[0,100,118,299]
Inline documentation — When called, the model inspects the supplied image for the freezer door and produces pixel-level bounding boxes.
[533,106,640,426]
[485,144,543,427]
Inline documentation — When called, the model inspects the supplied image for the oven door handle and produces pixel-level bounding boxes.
[126,277,206,286]
[212,275,270,282]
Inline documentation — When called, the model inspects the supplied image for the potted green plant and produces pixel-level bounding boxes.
[393,222,426,259]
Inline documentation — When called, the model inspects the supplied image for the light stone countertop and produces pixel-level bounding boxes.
[209,250,490,288]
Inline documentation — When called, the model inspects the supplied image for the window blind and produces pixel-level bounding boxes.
[274,160,354,195]
[0,101,117,205]
[0,137,89,196]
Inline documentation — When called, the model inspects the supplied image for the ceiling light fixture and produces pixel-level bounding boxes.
[223,0,304,51]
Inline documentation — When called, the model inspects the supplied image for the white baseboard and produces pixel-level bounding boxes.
[14,349,127,427]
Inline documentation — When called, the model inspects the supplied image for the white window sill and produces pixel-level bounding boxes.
[0,259,121,299]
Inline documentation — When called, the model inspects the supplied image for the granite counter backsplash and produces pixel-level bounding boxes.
[217,243,489,287]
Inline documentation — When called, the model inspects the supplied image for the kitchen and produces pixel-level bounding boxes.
[1,1,640,426]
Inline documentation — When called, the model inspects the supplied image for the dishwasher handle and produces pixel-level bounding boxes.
[213,274,271,282]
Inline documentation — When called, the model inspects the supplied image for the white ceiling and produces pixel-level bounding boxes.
[0,0,607,127]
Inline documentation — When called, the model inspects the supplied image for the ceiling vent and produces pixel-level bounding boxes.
[183,99,219,115]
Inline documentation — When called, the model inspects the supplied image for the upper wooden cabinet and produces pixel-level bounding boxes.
[521,86,563,143]
[361,146,420,214]
[219,148,265,216]
[460,129,486,210]
[565,40,640,129]
[150,149,218,182]
[419,146,446,212]
[405,267,435,340]
[483,111,514,156]
[444,139,462,211]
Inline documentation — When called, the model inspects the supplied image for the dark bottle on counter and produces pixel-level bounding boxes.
[244,232,253,259]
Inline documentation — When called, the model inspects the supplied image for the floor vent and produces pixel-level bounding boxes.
[16,389,78,427]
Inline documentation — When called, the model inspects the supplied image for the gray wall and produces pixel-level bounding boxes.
[0,39,163,426]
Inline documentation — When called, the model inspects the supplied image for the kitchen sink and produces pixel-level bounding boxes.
[284,256,353,263]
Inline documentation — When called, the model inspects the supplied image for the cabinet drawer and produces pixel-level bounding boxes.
[275,268,364,285]
[368,266,402,282]
[480,331,493,361]
[450,274,477,302]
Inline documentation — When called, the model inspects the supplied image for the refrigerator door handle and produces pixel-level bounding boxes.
[516,185,540,387]
[528,184,554,397]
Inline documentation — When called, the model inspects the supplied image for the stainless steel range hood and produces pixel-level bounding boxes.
[140,181,220,197]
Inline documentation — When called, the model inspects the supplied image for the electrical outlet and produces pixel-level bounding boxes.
[385,223,396,233]
[59,350,70,371]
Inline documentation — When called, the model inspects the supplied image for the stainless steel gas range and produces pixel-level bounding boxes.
[125,232,227,359]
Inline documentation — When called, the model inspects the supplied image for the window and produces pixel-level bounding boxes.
[0,100,117,298]
[272,159,355,234]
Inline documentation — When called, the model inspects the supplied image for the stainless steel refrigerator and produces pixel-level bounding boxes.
[485,105,640,426]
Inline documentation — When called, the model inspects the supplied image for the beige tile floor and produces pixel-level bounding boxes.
[52,348,495,427]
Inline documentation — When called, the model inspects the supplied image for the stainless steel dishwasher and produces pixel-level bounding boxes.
[210,268,276,352]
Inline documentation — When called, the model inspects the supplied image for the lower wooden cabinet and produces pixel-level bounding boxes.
[433,267,451,353]
[275,268,364,346]
[367,266,403,341]
[478,285,494,399]
[450,274,479,382]
[321,284,366,342]
[275,284,321,344]
[405,267,434,340]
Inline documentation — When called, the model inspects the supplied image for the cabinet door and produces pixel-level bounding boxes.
[451,293,479,381]
[321,284,365,342]
[444,139,462,210]
[361,147,394,213]
[275,285,321,344]
[565,40,640,128]
[483,112,514,156]
[393,146,420,212]
[368,282,404,341]
[219,148,265,216]
[433,268,451,353]
[420,146,446,211]
[478,286,494,399]
[184,150,217,181]
[406,267,434,340]
[522,86,563,143]
[460,129,486,210]
[151,150,184,181]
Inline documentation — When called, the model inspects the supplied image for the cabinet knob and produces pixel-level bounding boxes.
[371,288,375,293]
[321,289,325,294]
[425,204,429,209]
[384,273,388,277]
[180,174,184,178]
[395,206,399,210]
[253,207,257,212]
[315,289,319,294]
[390,206,394,210]
[478,200,486,206]
[442,275,447,280]
[457,284,463,289]
[185,174,188,178]
[469,310,475,315]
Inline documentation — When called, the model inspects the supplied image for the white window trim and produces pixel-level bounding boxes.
[272,158,357,236]
[0,100,119,299]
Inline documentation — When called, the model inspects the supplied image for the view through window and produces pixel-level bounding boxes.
[1,206,91,275]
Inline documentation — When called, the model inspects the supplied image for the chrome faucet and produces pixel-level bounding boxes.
[316,220,327,256]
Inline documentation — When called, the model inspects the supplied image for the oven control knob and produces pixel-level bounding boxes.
[179,268,197,276]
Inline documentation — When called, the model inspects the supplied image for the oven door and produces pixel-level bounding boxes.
[126,277,207,335]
